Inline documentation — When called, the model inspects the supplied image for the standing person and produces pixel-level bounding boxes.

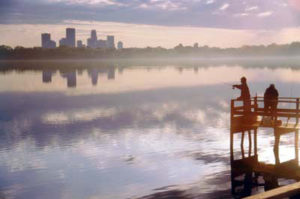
[264,84,279,119]
[233,77,251,113]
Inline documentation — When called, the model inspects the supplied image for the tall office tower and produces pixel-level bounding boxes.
[87,30,98,48]
[41,33,56,48]
[117,41,123,49]
[106,36,115,49]
[77,40,83,48]
[91,30,97,41]
[41,33,50,48]
[66,28,76,47]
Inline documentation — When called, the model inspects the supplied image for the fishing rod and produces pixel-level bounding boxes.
[220,81,238,88]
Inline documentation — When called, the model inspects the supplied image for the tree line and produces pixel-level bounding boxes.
[2,42,300,59]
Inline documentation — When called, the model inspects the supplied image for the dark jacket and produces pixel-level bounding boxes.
[264,86,278,102]
[236,83,250,101]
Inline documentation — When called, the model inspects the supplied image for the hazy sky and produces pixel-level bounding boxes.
[1,0,300,48]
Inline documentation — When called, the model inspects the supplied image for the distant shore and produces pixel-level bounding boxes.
[2,56,300,72]
[2,42,300,60]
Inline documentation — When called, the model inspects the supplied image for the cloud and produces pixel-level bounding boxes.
[288,0,300,10]
[219,3,229,11]
[0,0,298,30]
[206,0,214,5]
[47,0,124,6]
[142,0,187,11]
[257,11,273,17]
[233,13,249,18]
[245,6,258,12]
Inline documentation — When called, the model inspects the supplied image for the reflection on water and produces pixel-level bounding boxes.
[1,60,300,198]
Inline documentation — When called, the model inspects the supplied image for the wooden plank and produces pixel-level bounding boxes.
[256,108,299,113]
[244,181,300,199]
[255,97,300,100]
[255,99,297,103]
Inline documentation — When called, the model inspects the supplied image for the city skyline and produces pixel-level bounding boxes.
[2,1,300,48]
[42,28,121,49]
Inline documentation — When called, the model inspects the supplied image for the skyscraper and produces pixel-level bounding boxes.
[117,41,123,49]
[41,33,50,48]
[66,28,76,47]
[41,33,56,48]
[91,30,97,41]
[106,36,115,49]
[87,30,98,48]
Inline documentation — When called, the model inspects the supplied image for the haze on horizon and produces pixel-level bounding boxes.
[1,0,300,48]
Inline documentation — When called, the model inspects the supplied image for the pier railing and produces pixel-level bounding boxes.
[231,97,300,124]
[230,97,300,198]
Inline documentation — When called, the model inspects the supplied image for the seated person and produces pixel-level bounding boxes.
[264,84,279,119]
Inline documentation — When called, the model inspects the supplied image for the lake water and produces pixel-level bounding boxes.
[1,59,300,199]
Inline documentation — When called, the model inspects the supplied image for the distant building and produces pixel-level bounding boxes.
[97,40,107,48]
[106,36,115,49]
[91,30,97,41]
[41,33,56,48]
[117,41,123,49]
[77,40,83,48]
[59,28,75,47]
[194,43,199,48]
[87,30,98,48]
[66,28,76,47]
[41,33,50,48]
[59,38,67,47]
[48,41,56,48]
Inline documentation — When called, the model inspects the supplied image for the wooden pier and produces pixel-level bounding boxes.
[230,97,300,198]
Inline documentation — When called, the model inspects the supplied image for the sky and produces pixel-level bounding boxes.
[1,0,300,48]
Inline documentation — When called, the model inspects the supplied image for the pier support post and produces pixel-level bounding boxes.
[295,129,299,162]
[230,100,234,162]
[274,129,280,165]
[248,130,252,157]
[230,130,234,162]
[241,131,245,158]
[254,128,258,156]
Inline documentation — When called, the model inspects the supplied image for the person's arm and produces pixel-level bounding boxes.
[233,84,242,89]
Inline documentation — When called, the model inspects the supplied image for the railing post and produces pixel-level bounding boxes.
[254,96,258,115]
[231,99,234,123]
[297,98,299,124]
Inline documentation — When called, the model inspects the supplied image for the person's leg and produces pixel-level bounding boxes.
[244,99,251,113]
[264,100,268,113]
[271,101,278,120]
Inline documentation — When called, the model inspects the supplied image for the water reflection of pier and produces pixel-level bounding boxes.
[230,97,300,198]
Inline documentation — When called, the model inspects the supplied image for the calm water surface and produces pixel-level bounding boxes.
[1,60,300,199]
